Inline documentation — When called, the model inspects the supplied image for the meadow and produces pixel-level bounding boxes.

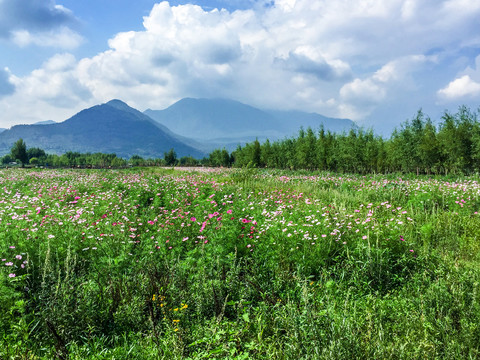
[1,167,480,359]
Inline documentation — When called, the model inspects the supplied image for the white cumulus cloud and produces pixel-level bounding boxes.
[438,75,480,100]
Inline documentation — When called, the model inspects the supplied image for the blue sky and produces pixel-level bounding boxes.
[0,0,479,134]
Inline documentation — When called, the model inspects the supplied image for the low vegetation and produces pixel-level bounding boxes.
[1,167,480,358]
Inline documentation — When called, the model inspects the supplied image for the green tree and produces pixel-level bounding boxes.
[11,138,28,167]
[1,154,12,165]
[129,155,145,167]
[419,118,441,174]
[208,148,230,167]
[164,148,177,166]
[179,156,198,166]
[252,138,261,167]
[27,147,46,161]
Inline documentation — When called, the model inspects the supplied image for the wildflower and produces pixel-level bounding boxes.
[9,273,15,278]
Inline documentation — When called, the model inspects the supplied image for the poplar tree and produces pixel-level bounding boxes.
[10,138,28,167]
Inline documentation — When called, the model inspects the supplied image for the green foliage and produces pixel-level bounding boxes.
[10,138,28,166]
[208,148,231,167]
[1,153,12,164]
[164,148,177,166]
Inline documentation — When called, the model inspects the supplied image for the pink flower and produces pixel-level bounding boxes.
[190,217,196,222]
[226,209,233,214]
[9,273,15,278]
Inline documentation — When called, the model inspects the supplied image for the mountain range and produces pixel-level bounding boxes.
[145,98,353,147]
[0,98,355,158]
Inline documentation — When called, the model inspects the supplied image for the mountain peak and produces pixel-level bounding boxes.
[105,99,131,111]
[0,99,205,158]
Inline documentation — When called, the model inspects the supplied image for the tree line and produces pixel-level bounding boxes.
[0,140,191,168]
[222,106,480,174]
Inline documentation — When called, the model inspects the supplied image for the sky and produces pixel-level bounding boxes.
[0,0,479,134]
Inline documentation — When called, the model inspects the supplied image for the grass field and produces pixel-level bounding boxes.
[1,167,480,359]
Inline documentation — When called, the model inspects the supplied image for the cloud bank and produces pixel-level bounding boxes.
[0,0,479,130]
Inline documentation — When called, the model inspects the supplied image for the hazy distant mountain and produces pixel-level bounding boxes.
[34,120,57,125]
[145,98,282,140]
[264,109,354,134]
[0,100,204,158]
[144,98,355,149]
[0,128,5,133]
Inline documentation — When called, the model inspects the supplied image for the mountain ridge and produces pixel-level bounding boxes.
[0,100,204,158]
[144,98,355,148]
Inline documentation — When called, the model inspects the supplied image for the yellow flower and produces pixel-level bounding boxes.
[173,319,180,323]
[181,303,188,310]
[152,294,156,301]
[174,308,179,311]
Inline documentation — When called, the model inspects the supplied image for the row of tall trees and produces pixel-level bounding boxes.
[228,106,480,174]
